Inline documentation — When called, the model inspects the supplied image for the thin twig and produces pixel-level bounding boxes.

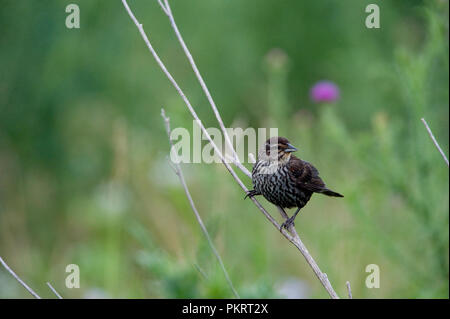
[193,263,209,281]
[0,256,41,299]
[46,282,63,299]
[161,108,240,299]
[421,118,449,166]
[159,0,251,178]
[122,0,339,299]
[157,0,301,235]
[121,0,238,180]
[157,0,169,16]
[346,281,352,299]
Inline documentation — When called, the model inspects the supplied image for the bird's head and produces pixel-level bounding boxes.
[258,136,298,164]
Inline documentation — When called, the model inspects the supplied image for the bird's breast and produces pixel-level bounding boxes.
[252,161,311,208]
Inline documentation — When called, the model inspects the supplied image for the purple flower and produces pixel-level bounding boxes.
[310,81,340,103]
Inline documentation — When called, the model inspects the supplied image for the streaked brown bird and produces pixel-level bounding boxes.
[246,136,343,230]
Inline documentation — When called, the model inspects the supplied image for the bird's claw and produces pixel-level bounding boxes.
[244,190,258,200]
[280,217,295,232]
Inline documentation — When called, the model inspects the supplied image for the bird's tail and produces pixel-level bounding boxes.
[321,189,344,197]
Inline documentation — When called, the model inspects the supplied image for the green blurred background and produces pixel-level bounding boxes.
[0,0,448,298]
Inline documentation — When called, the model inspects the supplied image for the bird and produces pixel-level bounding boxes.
[245,136,343,230]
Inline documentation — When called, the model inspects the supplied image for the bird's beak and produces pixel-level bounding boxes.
[285,143,298,153]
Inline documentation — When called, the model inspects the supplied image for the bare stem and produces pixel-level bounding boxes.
[346,281,352,299]
[421,118,449,167]
[159,0,251,178]
[0,256,41,299]
[161,109,240,298]
[47,282,63,299]
[121,0,339,299]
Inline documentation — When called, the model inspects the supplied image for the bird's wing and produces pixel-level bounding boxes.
[289,156,326,193]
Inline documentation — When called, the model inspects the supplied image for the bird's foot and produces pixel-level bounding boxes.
[244,189,259,200]
[280,216,295,231]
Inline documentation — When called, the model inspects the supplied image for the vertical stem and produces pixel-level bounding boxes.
[162,109,240,298]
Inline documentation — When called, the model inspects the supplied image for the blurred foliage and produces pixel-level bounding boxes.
[0,0,448,298]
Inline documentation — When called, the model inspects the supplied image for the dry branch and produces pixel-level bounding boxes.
[421,118,449,167]
[121,0,339,299]
[161,108,240,298]
[0,256,64,299]
[158,0,251,178]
